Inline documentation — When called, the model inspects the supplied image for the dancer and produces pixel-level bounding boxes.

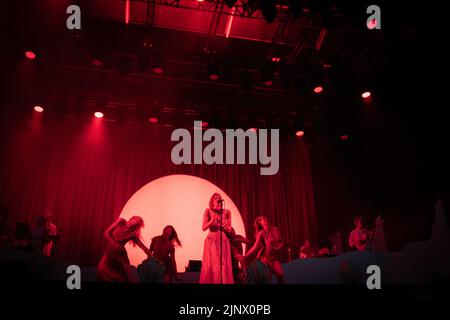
[97,216,151,282]
[238,216,284,284]
[138,225,181,283]
[226,227,251,283]
[199,193,234,284]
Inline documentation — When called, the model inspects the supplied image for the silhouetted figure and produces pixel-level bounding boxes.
[97,216,151,282]
[138,225,181,283]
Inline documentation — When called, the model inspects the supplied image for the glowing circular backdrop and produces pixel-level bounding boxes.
[120,174,246,272]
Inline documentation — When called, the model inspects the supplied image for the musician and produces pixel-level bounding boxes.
[348,216,371,251]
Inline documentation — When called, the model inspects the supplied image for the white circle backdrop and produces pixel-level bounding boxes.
[120,174,246,272]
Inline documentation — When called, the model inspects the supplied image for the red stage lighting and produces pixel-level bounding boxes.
[209,74,219,81]
[94,112,104,118]
[152,67,164,74]
[201,121,208,128]
[25,51,36,60]
[92,59,103,67]
[264,80,274,87]
[314,86,323,94]
[148,117,158,123]
[33,106,44,113]
[362,91,371,99]
[340,134,349,141]
[296,130,304,137]
[249,128,257,132]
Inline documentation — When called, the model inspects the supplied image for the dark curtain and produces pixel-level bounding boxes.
[0,112,317,266]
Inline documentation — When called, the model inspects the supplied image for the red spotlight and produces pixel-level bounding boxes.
[201,121,208,128]
[25,51,36,60]
[362,91,371,99]
[209,74,219,81]
[92,59,103,67]
[340,134,349,141]
[94,112,104,118]
[152,67,164,74]
[249,128,257,132]
[296,130,305,137]
[33,106,44,113]
[314,86,323,94]
[264,80,274,87]
[148,117,158,123]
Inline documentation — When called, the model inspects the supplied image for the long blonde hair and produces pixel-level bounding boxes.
[127,216,144,246]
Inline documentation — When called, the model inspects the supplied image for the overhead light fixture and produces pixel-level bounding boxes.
[25,51,36,60]
[261,62,275,87]
[208,61,220,81]
[151,49,166,74]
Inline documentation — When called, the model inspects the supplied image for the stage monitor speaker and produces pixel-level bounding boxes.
[186,260,202,272]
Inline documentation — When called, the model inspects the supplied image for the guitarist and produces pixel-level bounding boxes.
[348,216,372,251]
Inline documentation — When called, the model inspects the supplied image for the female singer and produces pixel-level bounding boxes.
[199,193,234,284]
[97,216,151,282]
[137,225,181,283]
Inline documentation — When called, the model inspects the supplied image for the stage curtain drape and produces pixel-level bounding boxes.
[0,113,317,266]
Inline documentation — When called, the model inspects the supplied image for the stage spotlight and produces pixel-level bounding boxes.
[201,121,209,128]
[34,106,44,113]
[92,59,103,67]
[208,61,220,81]
[148,117,158,123]
[261,62,275,87]
[296,130,305,137]
[250,128,257,132]
[362,91,371,99]
[25,51,36,60]
[339,134,349,141]
[94,112,104,118]
[314,86,323,94]
[152,49,166,74]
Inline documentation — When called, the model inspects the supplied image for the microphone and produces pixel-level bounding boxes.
[218,199,224,203]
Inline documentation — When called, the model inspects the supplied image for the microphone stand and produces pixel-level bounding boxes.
[219,200,224,285]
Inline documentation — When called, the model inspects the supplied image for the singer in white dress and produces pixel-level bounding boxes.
[199,193,234,284]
